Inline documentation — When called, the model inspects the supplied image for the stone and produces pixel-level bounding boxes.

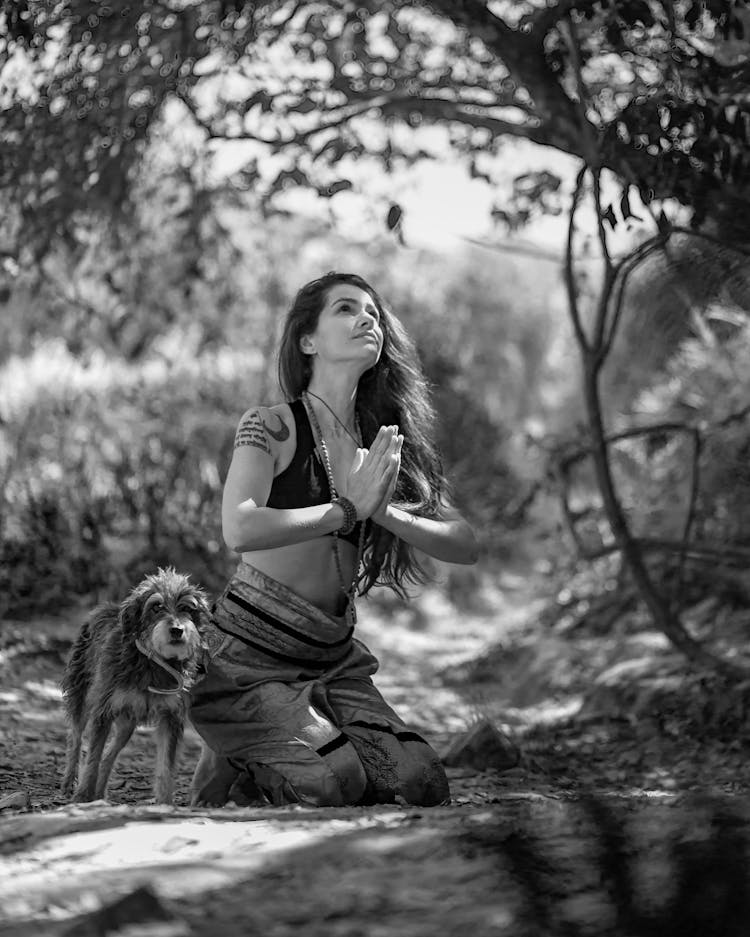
[62,884,188,936]
[441,719,520,772]
[0,790,31,811]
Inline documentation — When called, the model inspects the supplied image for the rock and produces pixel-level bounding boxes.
[441,719,520,772]
[62,883,189,936]
[0,790,31,811]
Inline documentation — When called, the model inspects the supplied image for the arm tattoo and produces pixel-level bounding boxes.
[234,411,271,453]
[263,414,290,442]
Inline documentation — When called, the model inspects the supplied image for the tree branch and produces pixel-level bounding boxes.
[586,538,750,567]
[178,82,573,160]
[559,13,603,146]
[423,0,584,153]
[565,165,591,353]
[602,234,668,359]
[559,420,699,473]
[523,0,599,37]
[674,432,702,599]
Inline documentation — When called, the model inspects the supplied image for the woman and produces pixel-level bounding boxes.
[190,272,478,808]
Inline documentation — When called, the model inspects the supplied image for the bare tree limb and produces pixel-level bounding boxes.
[567,184,742,674]
[586,538,750,567]
[602,234,668,359]
[674,432,703,599]
[565,165,592,353]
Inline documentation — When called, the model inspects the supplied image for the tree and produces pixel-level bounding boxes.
[3,0,750,670]
[1,0,750,261]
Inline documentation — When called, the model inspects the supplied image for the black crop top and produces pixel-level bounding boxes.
[266,398,365,548]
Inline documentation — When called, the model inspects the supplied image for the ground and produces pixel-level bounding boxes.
[1,568,749,936]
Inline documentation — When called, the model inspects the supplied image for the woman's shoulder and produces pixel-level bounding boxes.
[233,402,296,455]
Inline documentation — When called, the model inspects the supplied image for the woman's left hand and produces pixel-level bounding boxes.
[371,434,403,524]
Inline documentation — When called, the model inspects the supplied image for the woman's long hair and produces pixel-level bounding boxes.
[278,272,448,597]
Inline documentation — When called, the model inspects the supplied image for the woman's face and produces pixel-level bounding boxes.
[302,283,384,372]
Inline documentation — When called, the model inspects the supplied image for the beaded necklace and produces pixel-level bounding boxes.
[302,391,366,625]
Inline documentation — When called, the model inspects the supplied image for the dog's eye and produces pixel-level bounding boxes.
[146,599,164,613]
[181,597,199,610]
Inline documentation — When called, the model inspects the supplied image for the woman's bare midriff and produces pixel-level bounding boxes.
[240,536,359,616]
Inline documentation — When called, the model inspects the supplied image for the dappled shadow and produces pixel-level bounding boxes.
[459,795,750,937]
[3,795,750,936]
[3,607,750,935]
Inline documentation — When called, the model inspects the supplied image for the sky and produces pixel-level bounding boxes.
[200,119,651,264]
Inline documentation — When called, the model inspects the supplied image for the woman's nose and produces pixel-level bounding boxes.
[358,309,377,328]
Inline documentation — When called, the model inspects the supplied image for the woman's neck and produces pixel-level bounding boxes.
[305,378,358,431]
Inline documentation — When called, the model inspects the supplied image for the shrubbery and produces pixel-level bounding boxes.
[1,196,564,615]
[0,343,255,615]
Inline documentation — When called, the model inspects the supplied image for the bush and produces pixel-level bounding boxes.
[0,342,259,616]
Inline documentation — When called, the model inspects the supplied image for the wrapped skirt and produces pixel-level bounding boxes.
[189,562,450,807]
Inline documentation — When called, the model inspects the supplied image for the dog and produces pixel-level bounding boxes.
[61,567,211,805]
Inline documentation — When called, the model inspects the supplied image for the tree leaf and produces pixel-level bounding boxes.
[318,179,353,197]
[386,202,403,231]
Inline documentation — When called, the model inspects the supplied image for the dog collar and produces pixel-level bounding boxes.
[135,638,187,695]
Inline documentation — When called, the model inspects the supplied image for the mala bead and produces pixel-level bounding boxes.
[332,495,358,536]
[302,392,366,624]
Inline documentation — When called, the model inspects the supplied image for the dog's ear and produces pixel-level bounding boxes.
[192,589,213,630]
[119,588,145,638]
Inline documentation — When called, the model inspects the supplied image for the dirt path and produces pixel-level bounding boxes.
[1,581,749,935]
[6,794,730,937]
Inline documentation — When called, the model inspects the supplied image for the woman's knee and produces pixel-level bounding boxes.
[321,739,368,804]
[253,740,368,807]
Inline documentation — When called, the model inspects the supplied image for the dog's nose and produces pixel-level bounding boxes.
[169,624,185,640]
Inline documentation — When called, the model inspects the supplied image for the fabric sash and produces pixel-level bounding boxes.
[212,562,354,666]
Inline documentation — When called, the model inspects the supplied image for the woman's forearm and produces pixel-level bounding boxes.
[377,505,479,565]
[223,501,347,553]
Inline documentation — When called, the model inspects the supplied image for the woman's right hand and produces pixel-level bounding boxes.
[345,426,402,520]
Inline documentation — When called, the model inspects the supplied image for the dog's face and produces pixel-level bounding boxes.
[120,568,211,662]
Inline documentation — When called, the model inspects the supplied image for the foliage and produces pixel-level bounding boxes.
[0,146,564,614]
[634,319,750,547]
[0,0,255,259]
[601,242,750,585]
[602,235,750,417]
[3,1,748,668]
[0,139,256,365]
[2,0,750,263]
[539,272,750,643]
[0,343,250,616]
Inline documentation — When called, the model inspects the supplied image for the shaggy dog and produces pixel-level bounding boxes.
[61,568,211,804]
